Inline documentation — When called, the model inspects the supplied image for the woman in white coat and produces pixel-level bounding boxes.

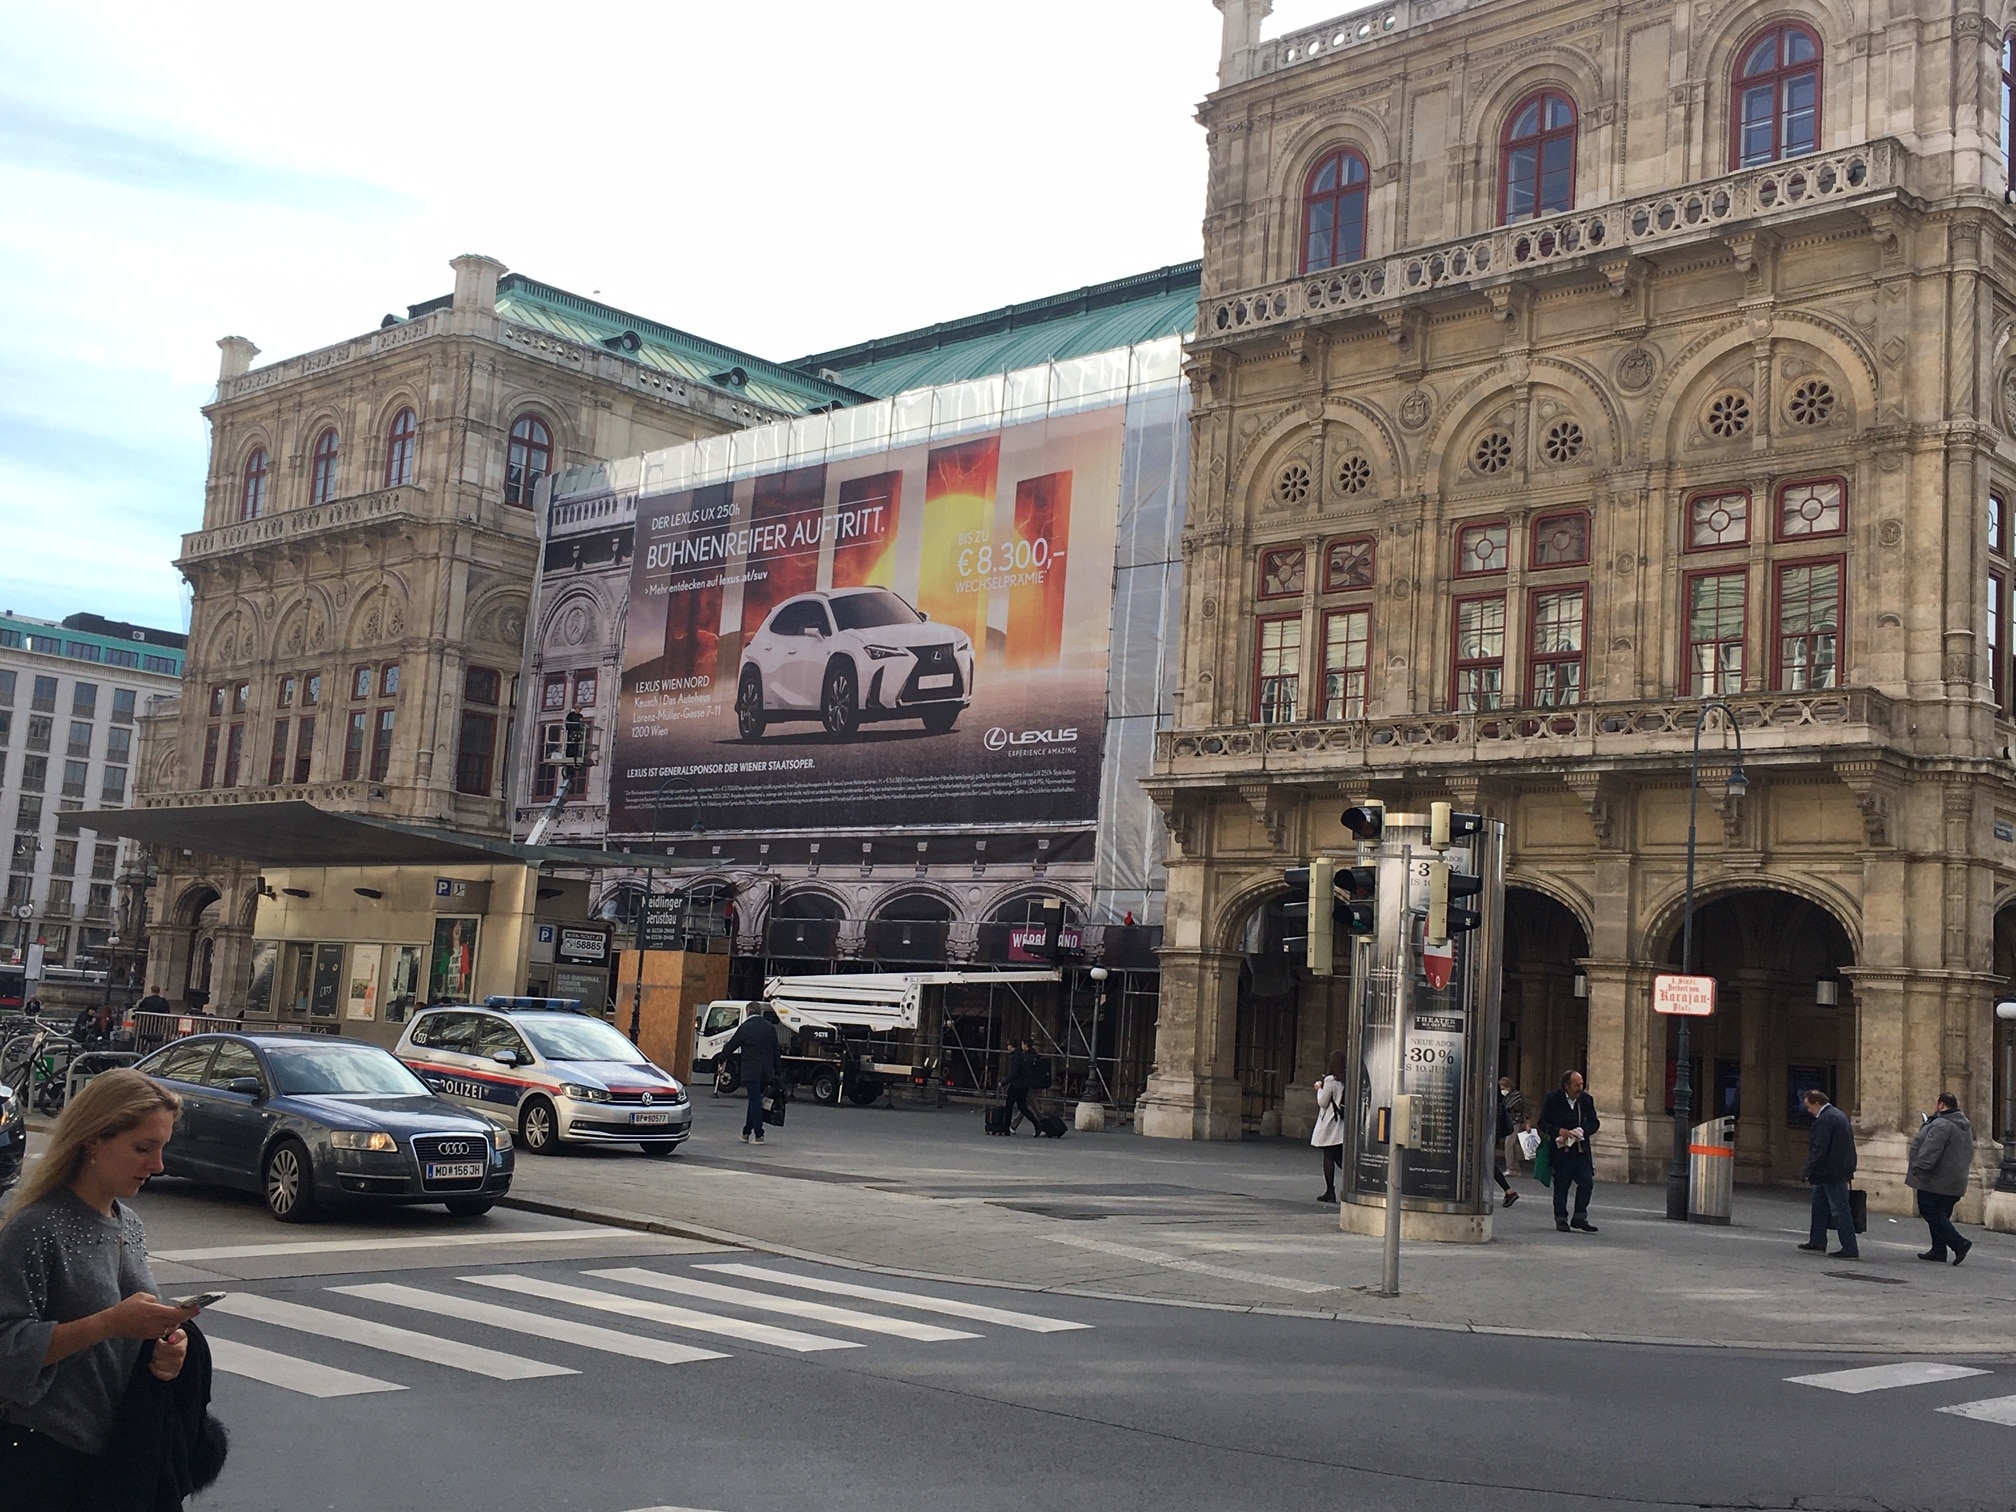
[1312,1051,1347,1203]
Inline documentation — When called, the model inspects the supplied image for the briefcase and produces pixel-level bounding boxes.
[1849,1188,1867,1234]
[763,1082,789,1127]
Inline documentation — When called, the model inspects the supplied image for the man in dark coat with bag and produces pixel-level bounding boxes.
[1796,1087,1859,1258]
[1906,1092,1975,1265]
[1538,1070,1600,1233]
[725,1008,783,1145]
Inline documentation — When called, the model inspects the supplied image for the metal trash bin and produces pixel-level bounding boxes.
[1687,1115,1736,1225]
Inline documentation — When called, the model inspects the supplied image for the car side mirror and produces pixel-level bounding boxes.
[802,625,824,639]
[421,1075,444,1092]
[918,610,929,621]
[492,1049,519,1067]
[226,1076,264,1099]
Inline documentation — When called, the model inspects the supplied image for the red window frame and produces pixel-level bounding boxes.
[542,672,569,713]
[1773,554,1844,691]
[1258,545,1306,600]
[351,665,373,701]
[1253,614,1303,725]
[267,718,290,786]
[1731,22,1822,169]
[240,447,268,521]
[342,711,367,781]
[383,407,418,488]
[292,715,315,785]
[369,707,396,782]
[572,669,598,708]
[455,711,497,796]
[1529,509,1590,569]
[1451,592,1507,712]
[1454,519,1510,578]
[1992,571,2006,711]
[1321,607,1371,721]
[200,725,220,789]
[1685,488,1752,552]
[1499,90,1577,224]
[1526,586,1587,707]
[1300,147,1370,273]
[221,723,245,787]
[1684,568,1748,697]
[1990,491,2006,557]
[506,414,552,507]
[1773,474,1848,544]
[310,427,340,506]
[1324,536,1376,592]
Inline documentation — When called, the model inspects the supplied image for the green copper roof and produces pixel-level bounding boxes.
[409,276,865,418]
[791,262,1200,398]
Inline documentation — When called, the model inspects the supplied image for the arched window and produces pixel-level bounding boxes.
[1300,147,1370,273]
[1732,22,1821,168]
[383,407,417,488]
[1501,91,1577,223]
[505,414,552,507]
[309,428,340,506]
[239,447,268,521]
[2002,34,2015,192]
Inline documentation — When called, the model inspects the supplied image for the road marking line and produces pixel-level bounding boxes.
[332,1283,725,1366]
[208,1292,575,1380]
[207,1336,404,1398]
[153,1228,652,1262]
[1040,1234,1339,1294]
[464,1274,858,1354]
[1937,1394,2016,1426]
[698,1263,1091,1333]
[1785,1362,1991,1394]
[585,1268,977,1342]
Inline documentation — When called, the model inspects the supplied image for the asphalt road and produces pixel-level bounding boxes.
[123,1180,2016,1512]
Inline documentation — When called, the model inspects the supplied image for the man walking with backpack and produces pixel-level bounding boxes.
[1796,1088,1859,1258]
[726,1008,783,1144]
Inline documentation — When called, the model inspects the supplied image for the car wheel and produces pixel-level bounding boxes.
[713,1063,739,1096]
[444,1198,494,1217]
[820,660,860,737]
[519,1097,562,1155]
[921,705,959,733]
[263,1139,321,1223]
[810,1068,840,1105]
[639,1142,681,1157]
[846,1081,884,1107]
[736,669,767,740]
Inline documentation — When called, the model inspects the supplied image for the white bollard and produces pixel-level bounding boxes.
[1074,1099,1106,1132]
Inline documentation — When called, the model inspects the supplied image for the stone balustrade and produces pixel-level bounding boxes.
[1256,4,1410,72]
[216,312,443,402]
[178,484,427,564]
[1199,140,1900,343]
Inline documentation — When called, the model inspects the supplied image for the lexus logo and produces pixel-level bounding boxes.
[640,1092,653,1106]
[434,1141,473,1157]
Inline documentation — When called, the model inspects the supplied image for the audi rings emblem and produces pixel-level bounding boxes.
[434,1141,473,1157]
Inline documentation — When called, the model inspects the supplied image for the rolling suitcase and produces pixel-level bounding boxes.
[1034,1112,1067,1139]
[985,1104,1013,1136]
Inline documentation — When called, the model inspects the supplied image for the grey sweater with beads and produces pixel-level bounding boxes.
[0,1187,157,1455]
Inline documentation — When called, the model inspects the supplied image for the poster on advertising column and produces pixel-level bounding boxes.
[613,407,1123,833]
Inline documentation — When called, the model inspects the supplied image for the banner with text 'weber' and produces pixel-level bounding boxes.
[615,406,1123,835]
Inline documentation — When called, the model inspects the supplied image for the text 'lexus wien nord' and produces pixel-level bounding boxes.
[735,587,974,740]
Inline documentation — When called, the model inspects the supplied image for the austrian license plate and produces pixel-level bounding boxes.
[425,1161,485,1181]
[918,673,953,689]
[631,1112,672,1126]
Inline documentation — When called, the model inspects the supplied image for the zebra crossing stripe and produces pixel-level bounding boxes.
[208,1292,575,1380]
[464,1273,859,1354]
[585,1268,978,1342]
[698,1262,1092,1333]
[1785,1362,1991,1394]
[332,1282,726,1366]
[1937,1395,2016,1426]
[208,1335,404,1398]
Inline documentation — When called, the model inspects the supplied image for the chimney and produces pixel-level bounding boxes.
[450,254,506,314]
[1213,0,1274,88]
[216,336,260,380]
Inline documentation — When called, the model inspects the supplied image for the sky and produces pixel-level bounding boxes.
[0,0,1356,633]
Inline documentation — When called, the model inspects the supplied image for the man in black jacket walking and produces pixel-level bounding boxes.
[725,1008,783,1144]
[1003,1040,1037,1134]
[1538,1070,1600,1233]
[1797,1088,1859,1258]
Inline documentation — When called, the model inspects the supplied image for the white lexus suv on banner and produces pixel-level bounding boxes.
[737,587,974,740]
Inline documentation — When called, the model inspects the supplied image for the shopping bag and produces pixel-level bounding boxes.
[1533,1137,1553,1187]
[763,1082,788,1127]
[1516,1128,1541,1161]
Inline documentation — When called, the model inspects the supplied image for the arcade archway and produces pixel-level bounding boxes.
[1501,888,1590,1104]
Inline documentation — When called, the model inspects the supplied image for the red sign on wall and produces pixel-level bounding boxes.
[1653,973,1716,1016]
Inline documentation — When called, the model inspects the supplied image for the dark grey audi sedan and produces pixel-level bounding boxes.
[136,1032,513,1223]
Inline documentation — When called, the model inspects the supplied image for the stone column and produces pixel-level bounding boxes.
[1580,957,1653,1182]
[1138,946,1246,1140]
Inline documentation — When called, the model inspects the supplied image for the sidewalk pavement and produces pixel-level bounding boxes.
[499,1094,2016,1357]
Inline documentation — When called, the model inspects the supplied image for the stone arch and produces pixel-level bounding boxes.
[1647,321,1874,467]
[347,582,410,647]
[466,587,530,654]
[370,389,426,486]
[871,885,961,922]
[539,587,603,658]
[1319,397,1407,497]
[202,600,260,668]
[1211,867,1301,955]
[1503,870,1596,943]
[1697,3,1857,169]
[1429,375,1614,497]
[1639,872,1862,968]
[984,886,1087,926]
[170,882,224,929]
[1465,49,1608,226]
[497,394,575,470]
[1270,112,1394,272]
[1503,884,1593,1093]
[272,588,335,663]
[1234,407,1323,521]
[775,885,847,920]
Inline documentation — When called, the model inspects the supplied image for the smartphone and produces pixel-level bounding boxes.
[171,1292,227,1310]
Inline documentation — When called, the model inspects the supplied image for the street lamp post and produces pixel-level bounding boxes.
[1667,701,1749,1223]
[628,777,703,1046]
[1995,1000,2016,1194]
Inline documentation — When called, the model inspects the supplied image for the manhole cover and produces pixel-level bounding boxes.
[1824,1270,1906,1285]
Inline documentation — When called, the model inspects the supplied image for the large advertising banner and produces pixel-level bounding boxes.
[616,407,1122,834]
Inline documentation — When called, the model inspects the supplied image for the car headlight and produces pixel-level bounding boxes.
[863,644,906,660]
[491,1126,513,1151]
[330,1130,397,1152]
[560,1083,611,1103]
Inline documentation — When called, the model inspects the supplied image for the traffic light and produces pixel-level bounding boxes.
[1424,861,1484,945]
[1281,857,1335,973]
[1342,803,1385,844]
[1338,864,1377,935]
[1428,801,1484,849]
[562,709,587,766]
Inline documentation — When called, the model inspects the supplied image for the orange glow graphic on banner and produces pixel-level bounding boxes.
[919,437,999,644]
[1005,471,1072,668]
[833,471,901,589]
[660,480,728,681]
[740,465,826,639]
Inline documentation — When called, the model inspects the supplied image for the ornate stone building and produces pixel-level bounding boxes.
[139,254,852,1008]
[1143,0,2016,1216]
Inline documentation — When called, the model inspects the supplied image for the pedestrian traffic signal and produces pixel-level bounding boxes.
[1342,803,1385,844]
[1281,858,1336,973]
[1424,861,1484,945]
[1338,864,1377,935]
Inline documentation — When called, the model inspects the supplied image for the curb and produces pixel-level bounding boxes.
[496,1194,2016,1359]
